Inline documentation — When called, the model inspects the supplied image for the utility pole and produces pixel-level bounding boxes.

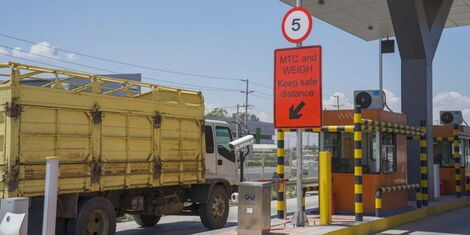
[333,95,343,110]
[240,79,254,136]
[235,104,240,139]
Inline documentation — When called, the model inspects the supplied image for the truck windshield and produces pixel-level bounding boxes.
[216,126,235,162]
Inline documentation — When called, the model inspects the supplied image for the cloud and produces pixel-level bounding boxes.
[11,41,59,60]
[383,89,401,112]
[433,91,470,124]
[0,47,7,59]
[257,111,272,122]
[323,92,353,110]
[67,53,77,60]
[204,103,221,114]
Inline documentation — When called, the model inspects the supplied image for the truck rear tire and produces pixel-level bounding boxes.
[133,214,161,227]
[199,185,229,230]
[66,197,116,235]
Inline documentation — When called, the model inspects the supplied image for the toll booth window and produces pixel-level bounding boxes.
[215,126,235,162]
[381,133,397,173]
[433,142,453,166]
[324,132,380,173]
[462,139,470,167]
[205,126,214,153]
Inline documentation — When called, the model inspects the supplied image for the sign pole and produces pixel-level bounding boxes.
[293,0,306,228]
[276,0,317,227]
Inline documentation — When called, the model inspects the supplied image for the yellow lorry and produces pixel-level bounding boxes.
[0,62,241,234]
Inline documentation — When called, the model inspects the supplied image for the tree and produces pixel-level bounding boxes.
[205,107,229,118]
[232,112,260,123]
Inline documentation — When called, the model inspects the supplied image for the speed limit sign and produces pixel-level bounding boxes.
[281,7,313,43]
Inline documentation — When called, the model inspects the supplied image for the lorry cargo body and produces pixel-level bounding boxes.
[0,62,205,198]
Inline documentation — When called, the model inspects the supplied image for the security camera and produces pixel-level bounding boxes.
[228,135,254,151]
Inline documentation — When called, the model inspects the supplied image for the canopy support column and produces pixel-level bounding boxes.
[387,0,453,200]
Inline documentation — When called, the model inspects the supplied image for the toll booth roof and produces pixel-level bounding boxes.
[433,125,470,137]
[322,109,406,126]
[280,0,470,41]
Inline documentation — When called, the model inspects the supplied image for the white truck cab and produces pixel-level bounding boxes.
[204,120,239,186]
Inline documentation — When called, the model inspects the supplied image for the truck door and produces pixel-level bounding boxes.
[204,125,217,178]
[215,126,238,184]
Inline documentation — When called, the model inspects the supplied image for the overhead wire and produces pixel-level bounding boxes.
[0,33,242,81]
[0,49,240,93]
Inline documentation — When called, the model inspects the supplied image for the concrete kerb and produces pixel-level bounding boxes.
[314,197,470,235]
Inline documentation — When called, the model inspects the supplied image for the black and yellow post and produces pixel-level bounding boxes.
[302,187,306,212]
[354,105,363,221]
[420,121,428,206]
[453,124,462,197]
[465,177,470,195]
[276,130,286,219]
[375,188,382,217]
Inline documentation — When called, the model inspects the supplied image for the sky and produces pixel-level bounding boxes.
[0,0,469,125]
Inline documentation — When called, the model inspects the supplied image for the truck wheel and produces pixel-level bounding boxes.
[66,197,116,235]
[199,185,229,230]
[133,214,161,227]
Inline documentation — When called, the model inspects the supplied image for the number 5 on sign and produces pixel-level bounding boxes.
[281,7,313,44]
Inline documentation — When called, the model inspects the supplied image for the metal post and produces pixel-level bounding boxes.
[294,129,305,226]
[276,130,286,219]
[420,121,429,205]
[379,40,383,92]
[293,0,306,227]
[453,124,462,197]
[319,151,332,225]
[42,156,59,235]
[353,105,363,221]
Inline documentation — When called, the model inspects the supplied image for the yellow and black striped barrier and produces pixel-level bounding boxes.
[453,124,462,198]
[433,136,455,142]
[362,119,425,136]
[276,130,286,219]
[420,121,429,206]
[375,184,421,217]
[281,125,354,133]
[354,105,363,221]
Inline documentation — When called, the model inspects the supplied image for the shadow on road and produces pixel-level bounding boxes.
[117,221,238,235]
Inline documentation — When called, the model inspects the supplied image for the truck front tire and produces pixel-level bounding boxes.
[199,185,229,230]
[133,214,161,227]
[66,197,116,235]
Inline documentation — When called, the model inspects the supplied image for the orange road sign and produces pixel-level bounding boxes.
[274,46,322,128]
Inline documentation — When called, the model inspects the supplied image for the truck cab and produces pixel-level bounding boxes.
[204,120,239,186]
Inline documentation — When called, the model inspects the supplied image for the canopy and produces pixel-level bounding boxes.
[280,0,470,41]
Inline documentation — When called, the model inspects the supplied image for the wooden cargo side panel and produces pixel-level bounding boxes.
[101,113,153,190]
[20,107,91,163]
[159,117,203,185]
[18,106,93,196]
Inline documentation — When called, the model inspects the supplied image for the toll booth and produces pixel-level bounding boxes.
[319,109,409,214]
[433,125,470,195]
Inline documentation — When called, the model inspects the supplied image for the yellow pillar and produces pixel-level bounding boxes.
[320,151,332,225]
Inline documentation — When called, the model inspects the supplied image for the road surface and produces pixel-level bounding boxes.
[116,195,318,235]
[378,206,470,235]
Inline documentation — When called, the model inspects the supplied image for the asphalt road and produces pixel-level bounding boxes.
[378,206,470,235]
[116,195,318,235]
